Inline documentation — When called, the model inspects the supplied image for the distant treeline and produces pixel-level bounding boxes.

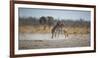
[19,16,90,27]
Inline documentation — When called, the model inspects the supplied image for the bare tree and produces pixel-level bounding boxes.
[47,16,54,29]
[39,16,47,30]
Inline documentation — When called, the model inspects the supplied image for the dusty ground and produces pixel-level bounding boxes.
[19,33,90,50]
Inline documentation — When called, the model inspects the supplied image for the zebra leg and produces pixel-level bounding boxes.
[64,32,66,38]
[64,31,68,38]
[58,31,60,38]
[51,32,54,39]
[54,32,57,37]
[64,34,68,38]
[52,32,56,38]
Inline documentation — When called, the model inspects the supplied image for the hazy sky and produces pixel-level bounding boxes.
[19,8,91,21]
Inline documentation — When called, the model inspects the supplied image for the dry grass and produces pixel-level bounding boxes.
[19,25,90,34]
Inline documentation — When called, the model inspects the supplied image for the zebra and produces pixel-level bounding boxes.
[51,21,68,38]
